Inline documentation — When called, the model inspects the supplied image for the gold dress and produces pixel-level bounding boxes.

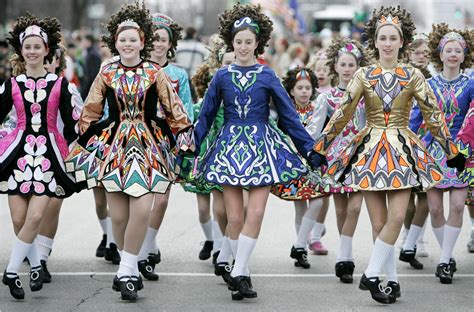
[314,63,458,191]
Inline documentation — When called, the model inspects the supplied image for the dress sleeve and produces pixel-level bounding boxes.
[59,79,84,146]
[0,79,13,124]
[412,69,458,159]
[305,95,328,141]
[178,69,194,122]
[193,72,222,149]
[408,100,423,134]
[455,80,474,156]
[314,68,365,156]
[78,73,106,134]
[156,68,192,134]
[269,69,315,157]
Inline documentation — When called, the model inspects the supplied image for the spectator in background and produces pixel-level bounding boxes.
[175,27,208,78]
[288,42,308,70]
[272,36,291,77]
[79,34,101,100]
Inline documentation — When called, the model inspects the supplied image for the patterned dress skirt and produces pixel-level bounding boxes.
[426,140,467,189]
[327,127,446,192]
[198,120,308,187]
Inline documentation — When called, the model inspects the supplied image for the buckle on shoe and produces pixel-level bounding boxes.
[146,265,153,273]
[15,279,23,288]
[224,265,232,273]
[30,271,40,281]
[126,281,135,291]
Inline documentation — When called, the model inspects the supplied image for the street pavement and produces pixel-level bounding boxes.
[1,187,474,311]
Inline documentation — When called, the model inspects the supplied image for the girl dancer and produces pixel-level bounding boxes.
[312,6,464,304]
[194,3,320,300]
[322,36,369,283]
[413,23,472,284]
[134,12,194,281]
[271,67,325,269]
[1,14,83,299]
[65,2,193,301]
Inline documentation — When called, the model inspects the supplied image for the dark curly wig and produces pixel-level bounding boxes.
[7,12,61,64]
[410,62,432,79]
[218,3,273,56]
[152,13,183,59]
[102,1,154,60]
[325,36,371,86]
[282,67,319,101]
[365,6,415,61]
[428,23,472,72]
[192,64,212,99]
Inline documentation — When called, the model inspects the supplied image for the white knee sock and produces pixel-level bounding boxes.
[27,239,41,268]
[231,234,257,277]
[432,225,444,248]
[99,218,107,235]
[384,247,398,282]
[36,235,54,262]
[212,221,223,252]
[310,222,325,243]
[295,217,316,248]
[403,225,423,251]
[138,227,158,261]
[364,238,393,278]
[439,225,461,264]
[216,236,232,263]
[337,235,353,262]
[117,251,137,278]
[416,223,427,244]
[200,219,213,241]
[7,238,33,274]
[295,222,301,235]
[229,238,238,258]
[471,217,474,230]
[106,217,116,246]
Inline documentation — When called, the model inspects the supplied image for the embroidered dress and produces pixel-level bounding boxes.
[314,64,458,192]
[65,60,192,198]
[0,73,83,198]
[450,75,474,186]
[271,100,326,200]
[194,64,315,187]
[320,87,366,193]
[411,74,472,188]
[162,61,194,122]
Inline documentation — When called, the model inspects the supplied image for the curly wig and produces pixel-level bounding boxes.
[152,13,183,59]
[218,3,273,56]
[102,1,154,60]
[7,12,62,64]
[192,35,229,99]
[428,23,472,72]
[282,67,319,101]
[325,36,371,86]
[365,5,416,61]
[9,54,26,76]
[410,62,432,79]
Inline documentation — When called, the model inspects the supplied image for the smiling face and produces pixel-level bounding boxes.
[232,28,258,66]
[375,25,403,62]
[334,52,358,85]
[152,28,171,62]
[21,36,49,67]
[115,28,144,64]
[290,79,313,106]
[440,40,465,71]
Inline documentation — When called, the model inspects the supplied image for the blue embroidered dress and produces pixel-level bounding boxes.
[194,64,315,186]
[410,73,472,188]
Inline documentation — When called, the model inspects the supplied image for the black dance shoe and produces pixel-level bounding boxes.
[290,246,310,269]
[386,281,401,301]
[104,243,121,264]
[214,262,233,286]
[335,261,355,283]
[138,260,159,281]
[399,248,423,269]
[212,251,220,265]
[436,263,453,284]
[95,234,107,258]
[41,260,51,283]
[132,275,143,291]
[199,241,214,260]
[147,250,161,270]
[118,276,138,301]
[359,274,394,304]
[2,271,25,300]
[230,276,257,299]
[29,265,45,291]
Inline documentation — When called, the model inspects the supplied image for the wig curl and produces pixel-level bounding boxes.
[325,36,371,86]
[282,67,319,102]
[218,3,273,56]
[102,0,154,60]
[7,12,62,64]
[365,6,416,61]
[428,23,472,71]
